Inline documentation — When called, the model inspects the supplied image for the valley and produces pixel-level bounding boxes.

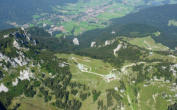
[28,0,177,37]
[2,0,177,37]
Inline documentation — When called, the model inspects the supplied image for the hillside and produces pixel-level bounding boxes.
[0,28,176,110]
[0,28,83,110]
[75,4,177,50]
[57,36,177,110]
[1,1,177,110]
[111,4,177,49]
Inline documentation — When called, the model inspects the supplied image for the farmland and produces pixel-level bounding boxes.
[18,0,177,37]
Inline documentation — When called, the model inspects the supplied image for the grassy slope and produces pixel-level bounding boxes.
[139,82,176,110]
[10,97,58,110]
[56,53,120,109]
[56,52,177,110]
[124,36,169,51]
[8,51,176,110]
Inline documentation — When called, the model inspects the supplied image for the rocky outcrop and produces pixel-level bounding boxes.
[105,39,116,46]
[90,41,96,47]
[0,83,8,93]
[18,69,34,81]
[113,44,122,56]
[73,38,79,45]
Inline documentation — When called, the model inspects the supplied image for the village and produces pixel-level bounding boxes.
[20,0,134,36]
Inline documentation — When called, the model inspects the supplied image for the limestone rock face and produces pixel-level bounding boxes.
[0,83,8,93]
[91,41,96,47]
[73,38,79,45]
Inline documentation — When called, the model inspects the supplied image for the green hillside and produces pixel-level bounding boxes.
[0,1,177,110]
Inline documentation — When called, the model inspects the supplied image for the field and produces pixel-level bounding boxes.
[56,53,119,87]
[29,0,165,37]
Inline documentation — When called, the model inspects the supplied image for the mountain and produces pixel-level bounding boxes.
[0,27,177,110]
[0,28,82,110]
[0,1,177,110]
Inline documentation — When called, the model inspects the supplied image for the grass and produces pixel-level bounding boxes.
[55,33,63,38]
[56,53,115,76]
[125,36,169,51]
[7,52,177,110]
[55,53,177,110]
[80,95,97,110]
[168,19,177,26]
[60,21,105,36]
[147,52,177,63]
[119,80,177,110]
[138,82,175,110]
[56,53,120,108]
[32,15,40,19]
[9,96,58,110]
[125,84,138,110]
[96,4,134,21]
